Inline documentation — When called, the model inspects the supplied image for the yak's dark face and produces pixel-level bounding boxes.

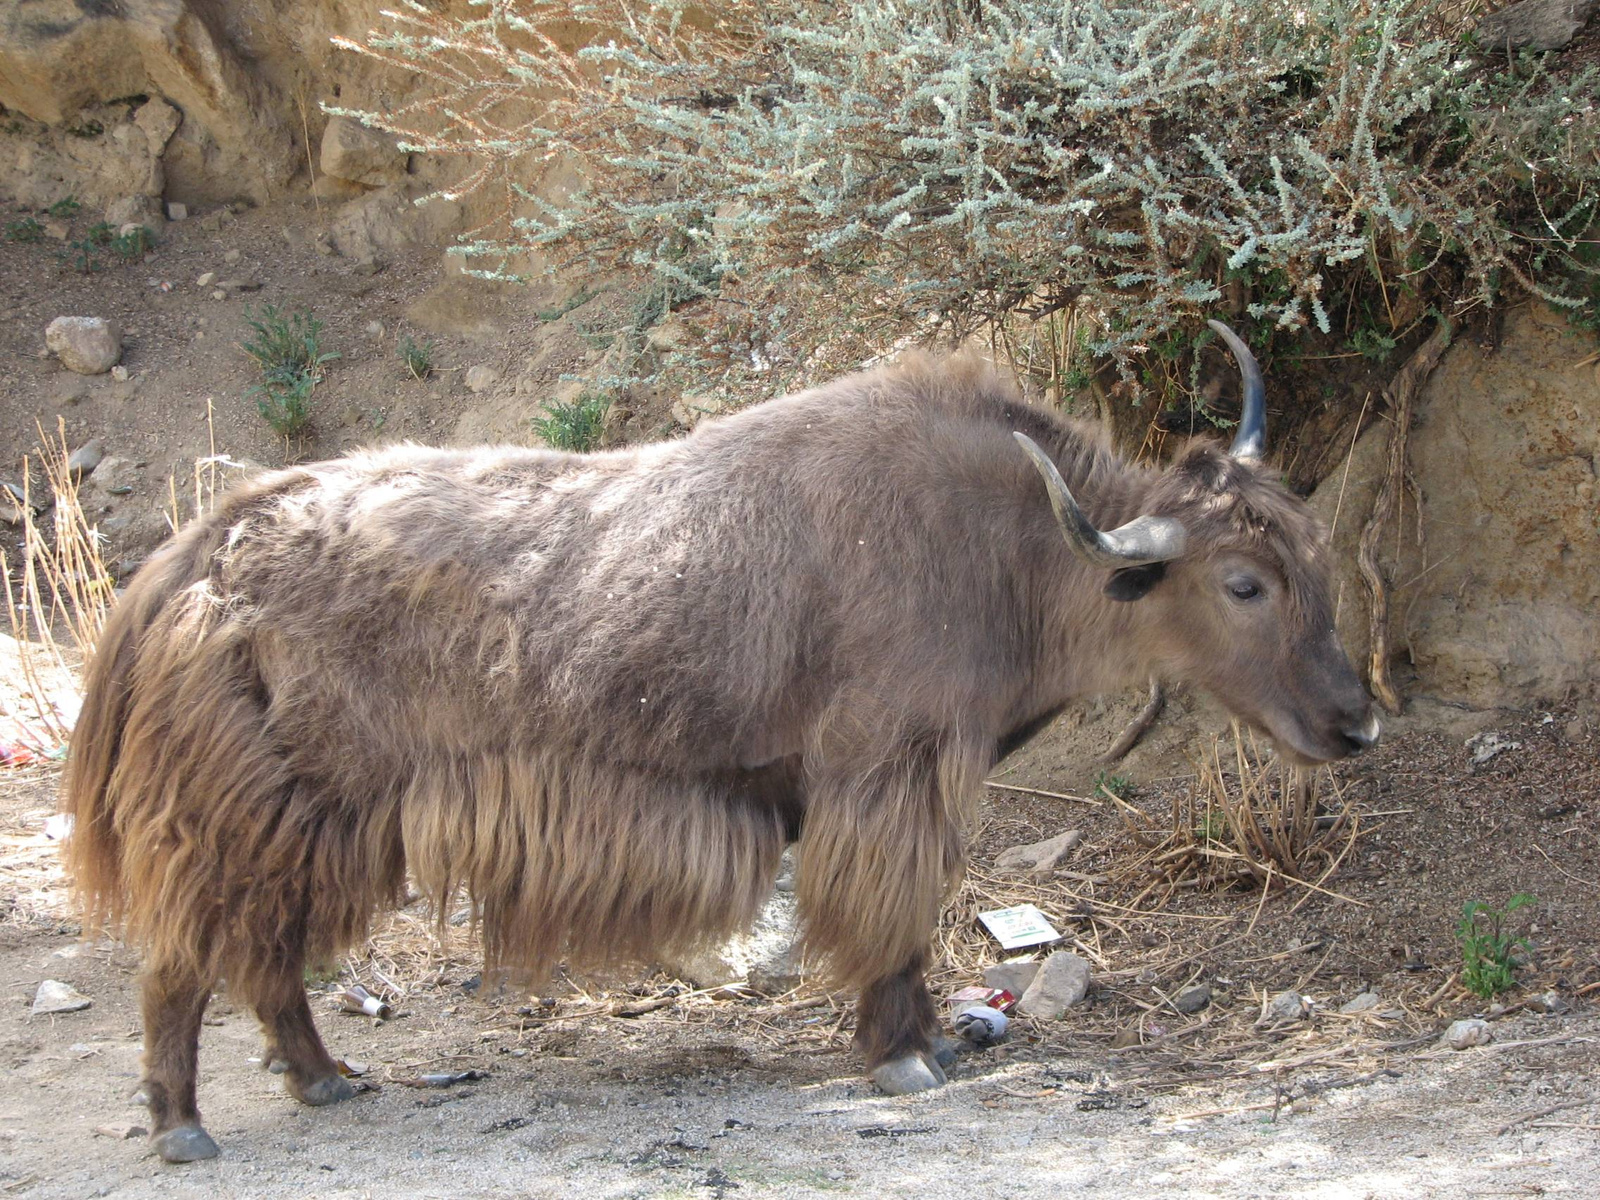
[1015,319,1379,766]
[1130,451,1380,764]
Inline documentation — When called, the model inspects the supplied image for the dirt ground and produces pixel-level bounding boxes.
[5,195,1600,1199]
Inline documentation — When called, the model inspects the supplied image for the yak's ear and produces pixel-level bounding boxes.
[1104,562,1166,602]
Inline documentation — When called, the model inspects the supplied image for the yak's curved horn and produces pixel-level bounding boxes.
[1013,432,1187,568]
[1207,319,1266,462]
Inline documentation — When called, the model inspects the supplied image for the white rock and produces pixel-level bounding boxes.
[166,201,189,221]
[1017,951,1091,1019]
[994,829,1083,874]
[465,364,501,393]
[32,979,92,1014]
[1442,1018,1493,1049]
[223,249,241,264]
[1340,992,1383,1015]
[982,961,1040,996]
[196,271,215,287]
[45,317,122,374]
[67,439,105,480]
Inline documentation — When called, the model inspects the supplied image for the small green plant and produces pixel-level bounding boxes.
[83,221,116,246]
[1457,893,1536,999]
[396,333,435,381]
[1093,770,1134,801]
[532,391,610,452]
[1349,325,1398,362]
[241,304,340,437]
[58,238,102,274]
[5,217,44,243]
[110,225,154,261]
[47,196,80,220]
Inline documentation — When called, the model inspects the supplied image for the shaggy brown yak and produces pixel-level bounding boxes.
[65,322,1377,1162]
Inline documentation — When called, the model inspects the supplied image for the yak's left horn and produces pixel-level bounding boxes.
[1207,319,1266,463]
[1013,432,1187,568]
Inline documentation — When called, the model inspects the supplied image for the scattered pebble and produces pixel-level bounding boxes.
[1441,1017,1492,1049]
[110,364,129,382]
[466,364,501,393]
[1017,951,1090,1019]
[1339,992,1383,1015]
[1174,983,1212,1014]
[166,201,189,221]
[1527,991,1571,1015]
[67,439,105,480]
[94,1122,147,1140]
[223,249,242,264]
[211,290,227,301]
[32,979,93,1015]
[1258,990,1308,1026]
[196,271,215,287]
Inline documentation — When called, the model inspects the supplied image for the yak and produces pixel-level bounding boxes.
[64,321,1378,1162]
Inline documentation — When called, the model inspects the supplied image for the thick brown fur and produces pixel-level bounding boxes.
[64,351,1373,1148]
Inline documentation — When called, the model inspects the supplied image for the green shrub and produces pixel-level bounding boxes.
[5,217,44,243]
[1457,893,1536,999]
[46,196,80,220]
[110,226,155,261]
[241,304,340,436]
[397,333,435,381]
[336,0,1598,413]
[532,391,610,452]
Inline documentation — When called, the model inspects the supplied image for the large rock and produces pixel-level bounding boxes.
[0,1,295,204]
[320,116,407,187]
[1309,306,1600,709]
[45,317,121,375]
[1478,0,1598,51]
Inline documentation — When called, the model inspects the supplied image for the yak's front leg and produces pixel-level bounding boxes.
[797,735,981,1095]
[856,949,947,1093]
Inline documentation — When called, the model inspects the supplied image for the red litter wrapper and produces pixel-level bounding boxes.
[948,985,1018,1013]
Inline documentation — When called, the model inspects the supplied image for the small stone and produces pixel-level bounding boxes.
[365,320,385,338]
[465,365,501,393]
[32,979,92,1014]
[1258,990,1308,1026]
[45,316,122,374]
[42,219,71,240]
[196,271,215,287]
[671,394,720,429]
[1174,984,1211,1014]
[67,439,105,480]
[95,1121,147,1140]
[105,195,161,227]
[1339,992,1383,1015]
[166,202,188,221]
[1017,951,1091,1019]
[223,249,242,264]
[110,364,129,382]
[217,279,262,294]
[352,256,383,277]
[982,961,1040,997]
[1527,991,1571,1015]
[1442,1018,1492,1050]
[211,290,227,302]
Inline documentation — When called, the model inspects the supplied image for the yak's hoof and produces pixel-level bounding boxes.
[289,1073,356,1107]
[871,1054,947,1095]
[932,1036,959,1069]
[152,1124,220,1164]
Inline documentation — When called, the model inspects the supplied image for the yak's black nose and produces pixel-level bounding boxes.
[1341,711,1382,754]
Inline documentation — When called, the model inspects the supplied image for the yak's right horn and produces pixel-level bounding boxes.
[1014,433,1188,568]
[1207,319,1266,463]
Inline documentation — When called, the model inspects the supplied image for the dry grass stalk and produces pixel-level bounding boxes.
[2,420,116,753]
[1112,724,1359,900]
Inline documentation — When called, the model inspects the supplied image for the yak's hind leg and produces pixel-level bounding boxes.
[137,961,219,1163]
[247,963,355,1107]
[797,728,983,1094]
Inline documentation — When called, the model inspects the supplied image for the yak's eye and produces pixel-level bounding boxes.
[1228,579,1262,601]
